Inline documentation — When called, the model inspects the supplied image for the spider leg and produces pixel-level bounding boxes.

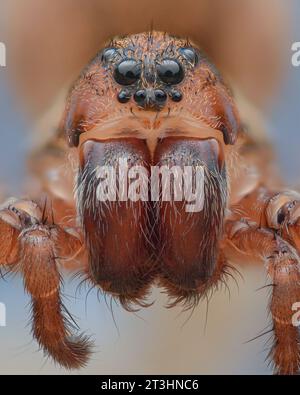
[229,186,300,252]
[223,188,300,374]
[0,198,92,369]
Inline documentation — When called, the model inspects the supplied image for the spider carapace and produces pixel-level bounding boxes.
[1,32,300,374]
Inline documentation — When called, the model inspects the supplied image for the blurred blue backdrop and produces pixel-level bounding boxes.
[0,0,299,376]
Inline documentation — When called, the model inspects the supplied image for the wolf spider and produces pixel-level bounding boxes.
[0,32,300,374]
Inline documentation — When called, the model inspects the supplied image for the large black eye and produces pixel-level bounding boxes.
[114,59,141,86]
[156,59,184,85]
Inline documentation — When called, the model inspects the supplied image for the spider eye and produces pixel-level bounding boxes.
[101,48,117,63]
[114,59,141,86]
[156,59,184,85]
[179,47,198,65]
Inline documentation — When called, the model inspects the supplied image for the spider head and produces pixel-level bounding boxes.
[64,32,240,148]
[63,32,241,305]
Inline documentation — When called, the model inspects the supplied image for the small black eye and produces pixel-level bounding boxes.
[114,59,141,86]
[156,59,184,85]
[101,48,117,63]
[179,47,198,65]
[118,89,131,103]
[154,89,167,104]
[134,90,147,105]
[170,90,183,102]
